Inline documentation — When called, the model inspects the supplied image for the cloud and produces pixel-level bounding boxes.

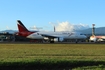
[55,21,74,31]
[6,26,11,30]
[30,25,43,31]
[50,21,89,32]
[30,21,89,32]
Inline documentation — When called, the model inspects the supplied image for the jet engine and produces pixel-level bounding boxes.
[44,37,64,42]
[59,37,64,42]
[54,37,64,42]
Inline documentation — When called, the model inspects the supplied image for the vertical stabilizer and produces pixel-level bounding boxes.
[17,20,29,32]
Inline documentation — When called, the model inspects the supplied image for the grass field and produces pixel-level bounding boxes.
[0,43,105,69]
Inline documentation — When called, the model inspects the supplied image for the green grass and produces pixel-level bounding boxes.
[0,43,105,69]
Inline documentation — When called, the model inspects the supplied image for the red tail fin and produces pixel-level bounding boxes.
[17,20,29,32]
[17,20,35,37]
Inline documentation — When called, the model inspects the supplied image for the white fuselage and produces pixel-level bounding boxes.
[27,31,87,40]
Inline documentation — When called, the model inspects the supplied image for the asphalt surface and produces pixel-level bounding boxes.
[0,41,105,44]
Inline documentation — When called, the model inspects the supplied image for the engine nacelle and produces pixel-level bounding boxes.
[59,37,64,42]
[54,38,58,42]
[44,37,64,42]
[54,37,64,42]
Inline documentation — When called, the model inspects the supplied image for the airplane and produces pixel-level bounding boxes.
[89,35,105,42]
[16,20,87,43]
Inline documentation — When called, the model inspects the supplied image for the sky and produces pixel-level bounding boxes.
[0,0,105,31]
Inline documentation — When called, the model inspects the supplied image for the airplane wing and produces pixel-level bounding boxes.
[41,34,59,38]
[40,33,65,42]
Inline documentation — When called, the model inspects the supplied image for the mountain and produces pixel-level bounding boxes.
[0,30,17,34]
[79,27,105,35]
[73,24,90,31]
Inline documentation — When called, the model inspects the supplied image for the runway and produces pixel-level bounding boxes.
[0,41,105,44]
